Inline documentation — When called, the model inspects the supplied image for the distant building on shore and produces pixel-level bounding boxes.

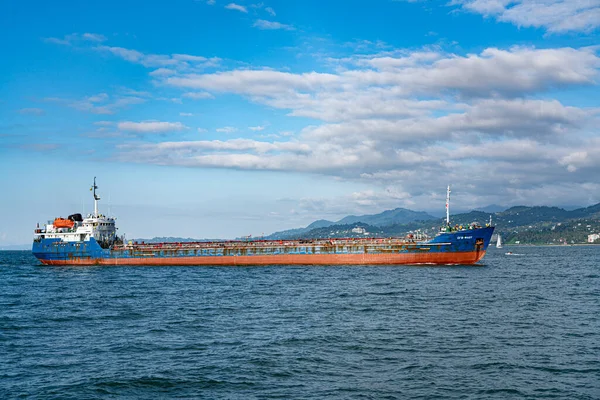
[352,226,368,235]
[588,233,600,243]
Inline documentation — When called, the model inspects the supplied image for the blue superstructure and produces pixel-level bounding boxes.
[32,237,108,262]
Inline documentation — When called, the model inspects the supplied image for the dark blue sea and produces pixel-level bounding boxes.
[1,246,599,399]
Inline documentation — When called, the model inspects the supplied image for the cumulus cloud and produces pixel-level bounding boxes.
[163,47,599,102]
[225,3,247,12]
[114,133,579,179]
[166,69,340,96]
[39,15,600,211]
[150,68,176,77]
[182,91,215,99]
[216,126,238,133]
[115,97,599,208]
[303,98,588,143]
[558,138,600,172]
[44,32,107,46]
[117,121,188,133]
[95,45,221,70]
[253,20,295,30]
[156,47,600,137]
[85,41,599,208]
[81,33,107,42]
[344,47,600,97]
[453,0,600,33]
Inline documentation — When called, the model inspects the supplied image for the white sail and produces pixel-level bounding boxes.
[496,234,503,248]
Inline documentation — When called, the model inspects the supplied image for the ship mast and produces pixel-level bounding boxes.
[446,185,451,226]
[91,177,101,217]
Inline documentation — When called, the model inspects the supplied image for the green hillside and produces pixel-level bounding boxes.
[275,203,600,245]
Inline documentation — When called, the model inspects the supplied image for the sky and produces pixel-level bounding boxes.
[1,0,600,245]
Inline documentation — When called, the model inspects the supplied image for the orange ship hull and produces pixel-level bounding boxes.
[39,250,487,266]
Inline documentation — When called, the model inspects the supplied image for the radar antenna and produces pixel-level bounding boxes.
[91,177,101,217]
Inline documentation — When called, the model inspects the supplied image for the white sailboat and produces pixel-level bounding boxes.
[496,234,503,249]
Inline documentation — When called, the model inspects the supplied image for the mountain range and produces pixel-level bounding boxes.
[264,208,437,240]
[264,203,600,244]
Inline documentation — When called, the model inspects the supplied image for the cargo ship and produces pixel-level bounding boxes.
[32,179,494,266]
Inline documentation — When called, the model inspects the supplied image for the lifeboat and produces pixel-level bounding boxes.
[53,218,75,229]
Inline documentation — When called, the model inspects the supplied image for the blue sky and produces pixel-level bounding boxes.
[1,0,599,245]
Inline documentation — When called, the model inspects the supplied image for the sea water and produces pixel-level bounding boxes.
[1,246,598,399]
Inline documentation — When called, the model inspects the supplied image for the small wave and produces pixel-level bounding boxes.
[530,366,600,374]
[481,388,524,396]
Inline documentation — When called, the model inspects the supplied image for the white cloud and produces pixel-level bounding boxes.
[117,121,188,133]
[180,112,194,116]
[79,40,600,208]
[355,51,443,69]
[166,69,340,95]
[87,93,109,103]
[44,37,72,46]
[159,47,599,128]
[182,91,215,99]
[558,139,600,172]
[81,33,107,42]
[225,3,248,12]
[95,45,220,70]
[253,20,295,30]
[265,7,276,16]
[454,0,600,33]
[43,32,107,46]
[164,47,599,101]
[173,54,209,62]
[297,100,589,154]
[96,45,144,62]
[150,68,177,77]
[216,126,238,133]
[198,128,208,133]
[114,95,599,207]
[345,47,600,97]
